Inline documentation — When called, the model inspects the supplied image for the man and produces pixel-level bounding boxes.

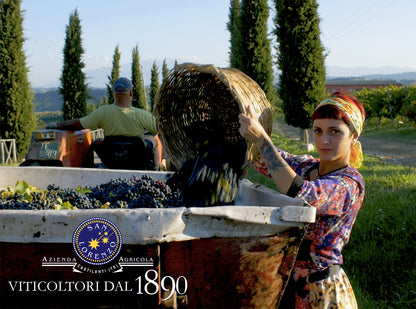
[48,77,159,170]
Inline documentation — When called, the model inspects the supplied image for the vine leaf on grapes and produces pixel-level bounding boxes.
[75,186,92,195]
[100,202,111,209]
[2,180,40,202]
[54,201,76,210]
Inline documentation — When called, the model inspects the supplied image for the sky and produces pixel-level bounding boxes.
[20,0,416,88]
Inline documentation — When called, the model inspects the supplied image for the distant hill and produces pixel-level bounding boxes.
[327,72,416,85]
[33,88,106,112]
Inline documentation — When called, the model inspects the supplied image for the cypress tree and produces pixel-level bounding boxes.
[131,45,147,110]
[0,0,35,159]
[274,0,326,143]
[59,9,88,120]
[107,45,121,104]
[99,96,109,108]
[235,0,276,104]
[149,61,160,112]
[227,0,243,69]
[162,59,169,84]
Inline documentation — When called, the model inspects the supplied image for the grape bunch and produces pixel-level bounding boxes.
[88,175,183,209]
[0,176,183,210]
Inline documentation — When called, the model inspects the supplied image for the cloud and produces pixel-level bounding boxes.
[84,55,112,70]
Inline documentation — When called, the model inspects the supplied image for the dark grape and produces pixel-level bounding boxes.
[0,175,183,210]
[167,143,245,207]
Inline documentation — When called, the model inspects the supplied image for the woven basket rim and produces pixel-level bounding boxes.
[173,63,262,115]
[154,62,273,170]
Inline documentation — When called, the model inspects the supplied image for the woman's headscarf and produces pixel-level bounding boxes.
[315,94,365,168]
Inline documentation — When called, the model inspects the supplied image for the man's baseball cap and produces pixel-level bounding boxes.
[113,77,132,93]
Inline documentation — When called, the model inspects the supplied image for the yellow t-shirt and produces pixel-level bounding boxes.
[80,104,157,139]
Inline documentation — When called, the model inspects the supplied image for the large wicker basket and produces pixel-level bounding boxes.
[154,63,272,174]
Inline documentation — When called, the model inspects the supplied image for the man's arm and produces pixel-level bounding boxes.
[47,119,84,130]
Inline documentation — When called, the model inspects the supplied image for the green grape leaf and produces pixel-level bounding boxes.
[75,186,92,194]
[101,202,111,209]
[61,201,75,210]
[15,180,38,195]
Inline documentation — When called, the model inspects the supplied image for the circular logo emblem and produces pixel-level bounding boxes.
[72,217,122,266]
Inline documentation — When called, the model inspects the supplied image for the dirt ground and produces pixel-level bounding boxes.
[273,120,416,167]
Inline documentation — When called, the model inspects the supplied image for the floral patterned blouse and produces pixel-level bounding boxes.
[253,148,365,278]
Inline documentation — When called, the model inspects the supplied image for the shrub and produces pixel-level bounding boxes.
[355,85,416,123]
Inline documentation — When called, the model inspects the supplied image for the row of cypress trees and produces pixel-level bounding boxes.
[100,44,165,113]
[0,2,158,159]
[61,10,152,119]
[228,0,326,143]
[102,44,167,113]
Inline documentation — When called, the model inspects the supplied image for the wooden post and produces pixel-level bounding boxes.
[0,139,17,165]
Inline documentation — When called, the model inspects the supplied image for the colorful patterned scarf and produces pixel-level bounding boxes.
[315,95,365,168]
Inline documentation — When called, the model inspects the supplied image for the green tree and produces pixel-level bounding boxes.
[107,45,121,104]
[131,45,147,110]
[0,0,35,159]
[59,9,88,120]
[234,0,276,104]
[162,59,169,84]
[86,101,96,114]
[149,61,160,112]
[227,0,243,69]
[98,96,109,108]
[274,0,326,143]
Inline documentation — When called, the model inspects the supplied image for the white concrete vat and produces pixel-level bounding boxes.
[0,166,315,244]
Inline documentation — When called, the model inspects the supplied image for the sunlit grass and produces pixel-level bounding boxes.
[345,156,416,309]
[363,117,416,144]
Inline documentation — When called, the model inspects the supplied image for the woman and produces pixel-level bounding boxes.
[239,92,365,308]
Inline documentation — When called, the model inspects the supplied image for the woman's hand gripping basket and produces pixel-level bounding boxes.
[154,63,273,206]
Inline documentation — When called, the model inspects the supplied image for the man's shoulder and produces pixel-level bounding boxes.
[88,104,116,114]
[99,104,117,110]
[131,106,153,116]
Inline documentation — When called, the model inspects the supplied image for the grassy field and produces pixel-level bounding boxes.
[245,126,416,308]
[362,117,416,144]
